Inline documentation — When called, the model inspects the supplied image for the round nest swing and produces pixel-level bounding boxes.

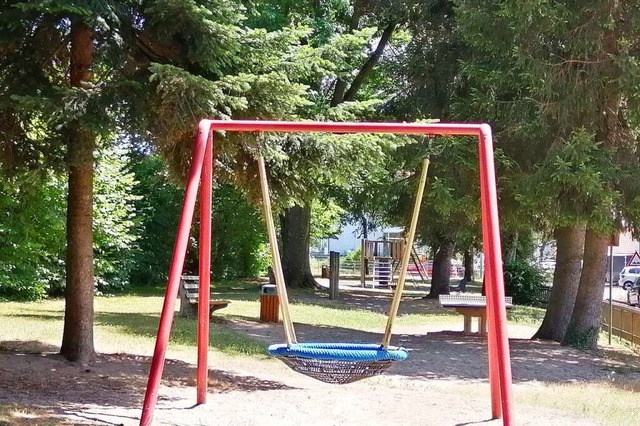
[256,155,430,385]
[268,343,408,384]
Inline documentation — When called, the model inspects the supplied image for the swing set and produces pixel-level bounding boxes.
[139,120,514,426]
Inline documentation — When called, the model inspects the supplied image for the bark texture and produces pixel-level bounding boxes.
[533,225,586,342]
[463,248,473,282]
[562,229,609,349]
[279,205,319,288]
[60,18,96,364]
[424,239,454,298]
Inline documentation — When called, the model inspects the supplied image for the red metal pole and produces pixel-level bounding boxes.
[478,146,502,419]
[197,131,213,404]
[478,124,514,425]
[139,121,212,426]
[205,119,482,136]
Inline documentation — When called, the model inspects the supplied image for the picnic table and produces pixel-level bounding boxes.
[439,294,513,336]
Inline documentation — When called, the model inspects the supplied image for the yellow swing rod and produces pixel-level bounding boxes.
[257,155,297,346]
[382,158,430,349]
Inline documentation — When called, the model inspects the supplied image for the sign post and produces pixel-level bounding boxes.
[608,235,621,345]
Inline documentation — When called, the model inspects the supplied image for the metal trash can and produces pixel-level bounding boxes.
[260,284,279,323]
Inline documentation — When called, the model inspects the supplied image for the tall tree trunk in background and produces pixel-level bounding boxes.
[280,204,319,288]
[280,10,396,287]
[329,1,362,106]
[534,224,585,342]
[463,248,473,282]
[561,4,622,350]
[424,239,454,298]
[60,18,96,363]
[504,232,519,262]
[562,228,609,349]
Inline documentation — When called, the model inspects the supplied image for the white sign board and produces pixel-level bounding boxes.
[627,251,640,267]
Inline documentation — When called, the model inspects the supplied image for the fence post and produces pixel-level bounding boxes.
[329,251,340,300]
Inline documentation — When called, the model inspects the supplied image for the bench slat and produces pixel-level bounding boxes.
[183,283,199,289]
[181,275,199,281]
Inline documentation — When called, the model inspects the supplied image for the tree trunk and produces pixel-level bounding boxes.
[60,18,96,364]
[280,204,319,288]
[503,232,518,263]
[342,22,396,102]
[533,224,585,342]
[562,228,609,349]
[463,248,473,282]
[424,239,454,298]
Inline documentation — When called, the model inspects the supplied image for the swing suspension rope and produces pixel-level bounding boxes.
[257,151,430,384]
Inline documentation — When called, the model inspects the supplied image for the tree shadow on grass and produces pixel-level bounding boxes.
[1,312,62,321]
[0,340,294,424]
[285,289,456,318]
[94,311,267,355]
[120,280,265,300]
[222,315,637,386]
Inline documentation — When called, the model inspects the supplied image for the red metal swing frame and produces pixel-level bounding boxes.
[139,119,514,426]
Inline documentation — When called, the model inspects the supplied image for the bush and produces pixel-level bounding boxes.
[503,259,545,306]
[128,155,183,286]
[93,147,141,292]
[0,171,66,300]
[129,156,268,284]
[0,146,143,299]
[343,247,362,263]
[210,183,269,279]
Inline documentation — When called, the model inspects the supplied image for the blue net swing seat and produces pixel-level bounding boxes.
[268,343,408,384]
[257,155,430,384]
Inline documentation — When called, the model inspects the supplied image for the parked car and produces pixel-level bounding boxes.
[619,267,640,290]
[627,276,640,306]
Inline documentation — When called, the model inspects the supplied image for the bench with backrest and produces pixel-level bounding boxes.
[179,275,230,318]
[439,294,513,336]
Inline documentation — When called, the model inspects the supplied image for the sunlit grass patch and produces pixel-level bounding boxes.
[507,305,546,325]
[0,404,63,425]
[514,381,640,426]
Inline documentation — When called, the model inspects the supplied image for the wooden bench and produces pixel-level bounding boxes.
[179,275,230,318]
[439,294,513,336]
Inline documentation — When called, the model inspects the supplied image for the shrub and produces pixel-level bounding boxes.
[93,147,141,292]
[0,171,66,300]
[129,155,268,284]
[503,259,545,306]
[211,183,269,279]
[128,155,183,286]
[343,247,362,263]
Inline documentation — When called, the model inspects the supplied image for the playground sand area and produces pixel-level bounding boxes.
[2,292,640,426]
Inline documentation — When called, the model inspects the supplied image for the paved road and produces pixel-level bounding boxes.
[605,284,629,303]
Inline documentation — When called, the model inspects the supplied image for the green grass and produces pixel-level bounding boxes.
[212,280,548,331]
[0,294,265,357]
[515,382,640,426]
[507,305,546,325]
[0,278,555,359]
[0,405,65,426]
[0,281,548,360]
